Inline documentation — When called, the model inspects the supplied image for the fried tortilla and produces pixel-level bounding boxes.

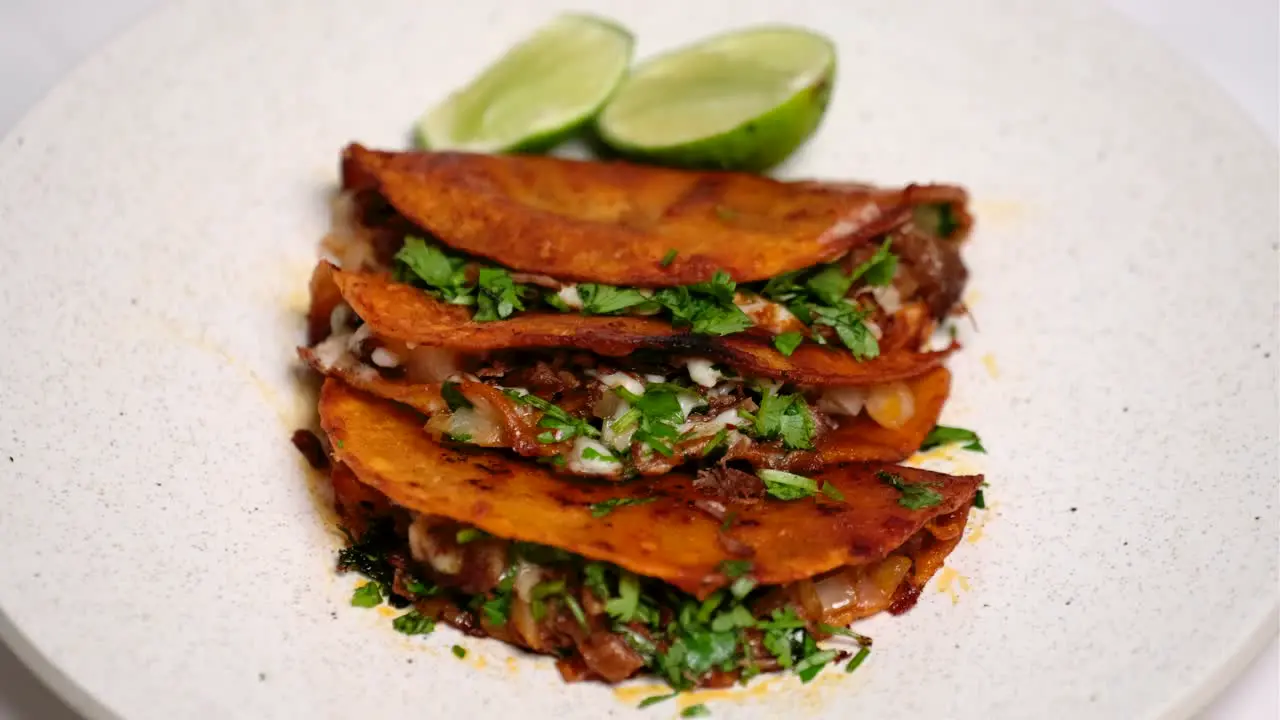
[301,341,952,469]
[342,144,966,286]
[328,264,953,386]
[320,379,980,597]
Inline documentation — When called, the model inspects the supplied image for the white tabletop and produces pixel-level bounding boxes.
[0,0,1275,717]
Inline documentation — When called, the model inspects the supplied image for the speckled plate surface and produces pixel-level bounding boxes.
[0,0,1275,718]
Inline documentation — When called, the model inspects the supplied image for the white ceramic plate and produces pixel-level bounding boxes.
[0,0,1275,718]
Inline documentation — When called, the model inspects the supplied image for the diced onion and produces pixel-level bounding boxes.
[407,517,463,575]
[557,285,584,309]
[685,358,722,388]
[425,404,505,446]
[598,372,644,397]
[370,347,401,368]
[567,437,623,477]
[817,386,868,417]
[810,556,913,625]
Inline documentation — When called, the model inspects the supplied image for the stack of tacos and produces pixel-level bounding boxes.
[300,144,982,690]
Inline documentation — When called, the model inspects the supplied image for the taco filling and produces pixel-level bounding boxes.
[295,144,987,697]
[320,379,980,688]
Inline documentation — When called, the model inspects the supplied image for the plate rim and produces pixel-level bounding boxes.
[0,0,1275,718]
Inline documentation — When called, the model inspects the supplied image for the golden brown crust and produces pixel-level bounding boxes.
[320,379,981,598]
[342,144,937,286]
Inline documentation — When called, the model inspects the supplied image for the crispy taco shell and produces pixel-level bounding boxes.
[320,379,980,597]
[342,144,967,286]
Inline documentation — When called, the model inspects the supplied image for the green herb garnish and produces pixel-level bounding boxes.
[452,645,467,659]
[350,582,382,608]
[756,469,818,500]
[581,446,620,463]
[845,646,871,673]
[876,470,944,509]
[638,692,678,709]
[391,610,435,635]
[455,527,486,544]
[753,389,815,450]
[919,425,986,453]
[772,331,804,356]
[394,236,474,305]
[717,559,752,578]
[849,238,898,286]
[794,649,838,683]
[681,704,712,718]
[661,249,678,267]
[441,381,472,411]
[578,283,652,315]
[503,389,599,442]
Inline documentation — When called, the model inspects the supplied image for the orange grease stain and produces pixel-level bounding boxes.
[935,567,971,604]
[981,353,1000,379]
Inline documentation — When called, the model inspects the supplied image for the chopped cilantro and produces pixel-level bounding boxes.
[589,496,657,518]
[849,238,898,286]
[805,264,854,305]
[610,406,642,434]
[531,579,566,600]
[581,446,619,463]
[809,302,879,360]
[451,644,467,659]
[404,578,435,597]
[336,521,398,586]
[473,267,526,322]
[653,271,753,336]
[562,593,590,631]
[773,331,804,356]
[974,488,987,509]
[583,563,610,600]
[919,425,986,453]
[503,390,599,442]
[638,692,678,709]
[755,257,883,360]
[441,381,472,412]
[611,384,704,457]
[818,623,873,646]
[605,570,641,621]
[845,646,871,673]
[753,390,815,450]
[710,605,755,632]
[757,469,818,500]
[455,527,486,544]
[728,576,756,599]
[578,283,652,315]
[717,559,752,578]
[350,581,382,608]
[795,649,838,683]
[661,249,678,267]
[544,290,572,312]
[877,470,944,509]
[394,236,473,305]
[702,428,730,457]
[391,610,435,635]
[445,431,473,443]
[820,482,845,501]
[480,592,511,626]
[681,704,711,718]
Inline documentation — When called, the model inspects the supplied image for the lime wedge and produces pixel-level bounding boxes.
[596,26,836,171]
[416,14,633,153]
